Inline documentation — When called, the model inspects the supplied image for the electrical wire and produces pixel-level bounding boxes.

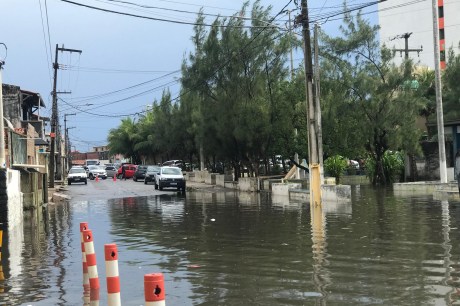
[59,0,281,29]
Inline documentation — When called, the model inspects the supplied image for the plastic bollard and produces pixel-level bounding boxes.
[113,175,116,182]
[105,244,121,306]
[95,174,99,182]
[90,288,100,306]
[144,273,166,306]
[80,222,90,291]
[83,229,100,289]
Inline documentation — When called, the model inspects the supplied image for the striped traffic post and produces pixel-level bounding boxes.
[80,222,90,291]
[104,244,121,306]
[83,229,100,290]
[144,273,165,306]
[90,288,100,306]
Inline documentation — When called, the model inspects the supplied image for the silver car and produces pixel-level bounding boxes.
[105,165,118,178]
[87,165,107,180]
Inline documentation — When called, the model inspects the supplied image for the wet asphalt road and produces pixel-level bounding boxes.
[62,176,184,200]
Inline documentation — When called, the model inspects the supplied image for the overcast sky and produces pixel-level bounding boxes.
[1,0,379,152]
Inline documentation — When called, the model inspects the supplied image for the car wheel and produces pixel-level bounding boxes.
[144,180,147,185]
[117,174,122,179]
[159,182,163,191]
[84,180,88,185]
[89,174,94,180]
[133,176,137,182]
[154,182,158,190]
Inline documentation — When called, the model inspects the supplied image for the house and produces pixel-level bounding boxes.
[2,84,50,213]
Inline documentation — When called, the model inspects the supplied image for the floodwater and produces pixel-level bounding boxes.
[1,185,460,305]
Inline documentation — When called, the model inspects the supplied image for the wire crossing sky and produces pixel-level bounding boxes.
[1,0,412,151]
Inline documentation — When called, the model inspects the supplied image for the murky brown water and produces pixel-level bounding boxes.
[1,186,460,305]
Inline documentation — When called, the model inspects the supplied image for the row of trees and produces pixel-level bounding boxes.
[107,1,460,185]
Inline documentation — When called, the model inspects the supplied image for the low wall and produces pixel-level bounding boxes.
[205,173,218,185]
[216,174,233,187]
[322,184,352,202]
[238,177,260,192]
[272,183,302,197]
[7,169,22,229]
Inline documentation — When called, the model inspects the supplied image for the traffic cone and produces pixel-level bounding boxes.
[113,175,116,182]
[95,175,99,182]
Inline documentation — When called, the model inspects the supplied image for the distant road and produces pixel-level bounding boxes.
[64,177,182,201]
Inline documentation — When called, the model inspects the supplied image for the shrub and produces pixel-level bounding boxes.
[324,155,348,184]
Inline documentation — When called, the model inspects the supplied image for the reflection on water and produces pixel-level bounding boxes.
[0,186,460,305]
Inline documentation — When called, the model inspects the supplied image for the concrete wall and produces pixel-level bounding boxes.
[238,177,260,192]
[215,174,233,187]
[6,169,22,228]
[322,184,352,202]
[204,173,217,185]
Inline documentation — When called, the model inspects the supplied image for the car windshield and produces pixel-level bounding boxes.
[147,166,160,172]
[162,168,181,175]
[70,168,86,174]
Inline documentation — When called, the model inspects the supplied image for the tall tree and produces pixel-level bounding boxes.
[320,11,424,184]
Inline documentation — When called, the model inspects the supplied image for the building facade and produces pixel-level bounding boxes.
[378,0,460,69]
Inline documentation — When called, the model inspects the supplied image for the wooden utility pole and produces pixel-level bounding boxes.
[49,44,81,188]
[299,0,322,205]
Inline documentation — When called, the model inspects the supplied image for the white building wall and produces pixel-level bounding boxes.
[378,0,460,68]
[7,169,22,228]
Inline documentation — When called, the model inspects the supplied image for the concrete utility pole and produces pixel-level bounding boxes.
[49,44,81,188]
[431,0,447,183]
[299,0,323,205]
[392,32,423,59]
[64,113,76,170]
[0,54,5,169]
[313,23,324,184]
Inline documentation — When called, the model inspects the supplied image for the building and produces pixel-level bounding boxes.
[1,84,50,228]
[378,0,460,69]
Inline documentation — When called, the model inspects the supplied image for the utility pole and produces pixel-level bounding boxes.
[286,9,295,80]
[431,0,447,183]
[313,24,324,184]
[392,32,423,59]
[0,51,5,169]
[65,127,75,167]
[298,0,322,206]
[64,113,76,171]
[49,44,81,188]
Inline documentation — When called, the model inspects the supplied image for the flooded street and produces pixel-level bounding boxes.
[2,180,460,305]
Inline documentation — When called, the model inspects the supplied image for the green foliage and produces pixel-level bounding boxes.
[365,151,404,184]
[324,155,348,184]
[319,10,425,185]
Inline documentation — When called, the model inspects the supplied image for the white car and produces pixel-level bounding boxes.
[154,166,186,192]
[68,167,88,185]
[87,165,108,180]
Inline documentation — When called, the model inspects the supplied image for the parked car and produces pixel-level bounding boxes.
[87,165,107,180]
[67,167,88,185]
[117,164,137,179]
[105,165,118,178]
[162,160,184,169]
[154,166,186,192]
[144,165,161,185]
[133,165,149,182]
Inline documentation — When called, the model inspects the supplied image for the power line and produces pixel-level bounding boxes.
[38,0,53,87]
[67,70,180,102]
[59,0,281,29]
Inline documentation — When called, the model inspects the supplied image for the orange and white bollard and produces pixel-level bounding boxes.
[144,273,165,306]
[113,175,116,182]
[95,174,99,182]
[90,288,100,306]
[104,244,121,306]
[80,222,90,292]
[83,229,100,289]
